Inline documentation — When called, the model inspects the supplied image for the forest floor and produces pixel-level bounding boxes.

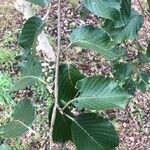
[0,0,150,150]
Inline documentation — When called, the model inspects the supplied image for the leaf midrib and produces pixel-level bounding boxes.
[74,95,127,100]
[67,64,74,86]
[73,120,105,150]
[75,40,116,58]
[114,14,139,41]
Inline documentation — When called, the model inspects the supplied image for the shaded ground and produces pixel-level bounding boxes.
[0,0,150,150]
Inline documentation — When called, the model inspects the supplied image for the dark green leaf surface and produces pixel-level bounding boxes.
[137,72,149,92]
[147,43,150,57]
[27,0,50,6]
[11,59,42,91]
[72,113,119,150]
[0,99,35,138]
[19,59,42,77]
[71,25,120,60]
[81,0,121,20]
[49,104,73,142]
[10,76,38,92]
[73,76,130,110]
[80,7,91,19]
[19,16,44,51]
[104,10,144,44]
[59,64,84,102]
[114,0,131,28]
[113,63,133,81]
[122,79,137,95]
[123,72,149,94]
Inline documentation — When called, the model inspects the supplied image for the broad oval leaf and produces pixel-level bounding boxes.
[59,63,84,102]
[26,0,50,6]
[19,16,44,52]
[81,0,121,20]
[136,72,150,92]
[104,10,144,44]
[71,25,120,60]
[72,113,119,150]
[49,104,74,142]
[72,76,131,110]
[0,99,35,138]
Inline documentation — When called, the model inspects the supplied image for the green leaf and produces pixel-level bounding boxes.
[147,43,150,57]
[59,64,84,102]
[10,76,39,92]
[0,99,35,138]
[19,16,44,51]
[0,144,11,150]
[113,63,133,81]
[138,53,150,64]
[49,104,73,142]
[122,79,137,95]
[10,59,42,92]
[137,72,149,92]
[80,7,91,19]
[71,25,121,60]
[104,10,144,44]
[123,72,150,94]
[72,113,119,150]
[72,76,130,110]
[19,59,42,77]
[26,0,50,6]
[113,0,132,28]
[81,0,121,20]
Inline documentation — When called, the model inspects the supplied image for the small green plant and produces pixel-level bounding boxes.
[32,83,53,106]
[0,0,150,150]
[0,48,15,64]
[0,74,15,105]
[0,32,17,64]
[0,32,17,47]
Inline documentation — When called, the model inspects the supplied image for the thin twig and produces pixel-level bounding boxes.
[64,43,72,52]
[62,98,76,111]
[137,0,145,15]
[62,92,79,111]
[42,3,51,20]
[57,105,74,121]
[61,43,72,61]
[49,0,61,149]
